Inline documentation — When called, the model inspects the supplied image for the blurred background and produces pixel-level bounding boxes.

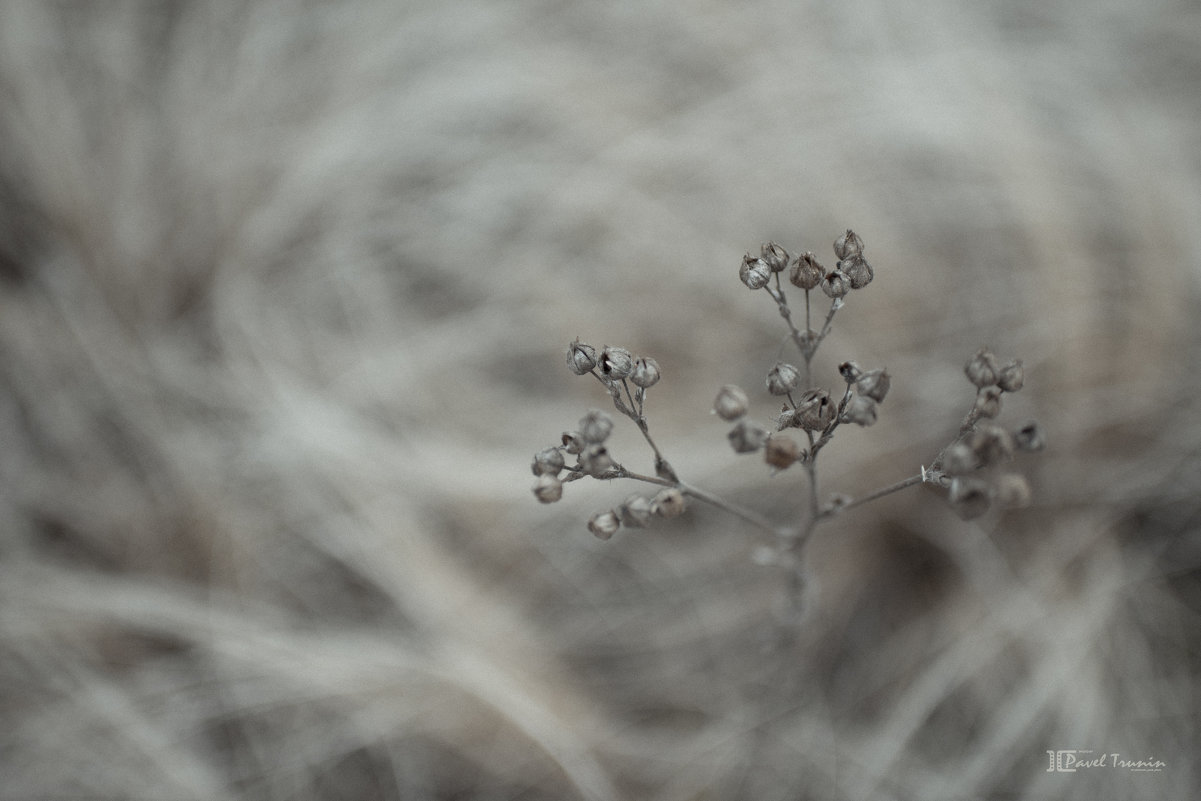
[1,1,1198,799]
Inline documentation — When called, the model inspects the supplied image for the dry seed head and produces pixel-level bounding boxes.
[761,241,790,273]
[566,339,598,375]
[965,347,999,388]
[764,434,802,470]
[618,494,655,528]
[840,256,874,289]
[532,474,563,504]
[833,229,865,260]
[969,424,1015,467]
[995,473,1032,508]
[629,356,661,388]
[580,444,614,477]
[740,255,772,289]
[766,362,801,396]
[599,346,634,380]
[651,488,686,518]
[531,447,566,476]
[588,510,620,540]
[842,395,878,427]
[948,477,992,520]
[1014,420,1046,452]
[856,369,891,402]
[713,384,749,421]
[973,385,1003,419]
[839,361,863,383]
[997,359,1025,392]
[796,388,837,431]
[561,430,586,455]
[942,441,978,475]
[728,419,769,453]
[820,269,851,299]
[579,410,614,443]
[790,252,824,290]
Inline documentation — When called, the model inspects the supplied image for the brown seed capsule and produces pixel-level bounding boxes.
[973,385,1003,419]
[765,435,801,470]
[766,362,801,396]
[842,395,878,427]
[532,474,563,504]
[839,361,863,383]
[740,255,772,289]
[969,424,1015,467]
[728,419,769,453]
[965,348,999,388]
[588,510,621,540]
[1013,420,1046,452]
[790,252,824,290]
[796,388,837,431]
[580,444,614,477]
[820,270,851,299]
[761,241,790,273]
[651,488,686,518]
[579,410,614,443]
[942,441,978,476]
[839,256,874,289]
[713,384,750,421]
[561,430,586,455]
[629,356,661,389]
[566,339,598,375]
[599,346,634,380]
[531,447,566,476]
[856,369,891,403]
[995,473,1032,508]
[618,494,655,528]
[997,359,1025,392]
[833,229,865,260]
[948,477,992,520]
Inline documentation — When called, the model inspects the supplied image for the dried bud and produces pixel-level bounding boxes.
[842,395,878,426]
[839,361,863,383]
[995,473,1032,509]
[833,229,865,260]
[566,339,598,375]
[713,384,750,421]
[942,441,978,475]
[965,348,999,388]
[761,241,790,273]
[973,385,1003,419]
[856,369,891,402]
[618,494,655,528]
[629,356,661,389]
[820,270,851,299]
[997,359,1025,392]
[740,255,772,289]
[580,444,614,477]
[561,430,586,455]
[765,435,802,470]
[728,419,769,453]
[969,424,1015,467]
[651,488,686,519]
[796,388,837,431]
[579,410,614,443]
[1013,420,1046,452]
[532,474,563,504]
[599,346,634,380]
[790,252,824,290]
[531,447,566,476]
[839,256,874,289]
[766,362,801,396]
[775,406,800,430]
[588,510,621,540]
[948,477,992,520]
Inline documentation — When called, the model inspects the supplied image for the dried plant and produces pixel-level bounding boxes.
[532,231,1045,605]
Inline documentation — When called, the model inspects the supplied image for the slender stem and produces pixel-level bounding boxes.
[678,481,781,537]
[818,472,926,518]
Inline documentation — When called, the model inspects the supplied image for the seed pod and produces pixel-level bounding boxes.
[588,510,621,540]
[651,488,686,518]
[599,346,634,380]
[839,361,863,383]
[856,369,891,402]
[579,410,614,443]
[618,494,654,528]
[713,384,749,421]
[965,348,999,388]
[740,255,772,289]
[532,474,563,504]
[629,356,661,389]
[948,477,992,520]
[531,447,566,476]
[766,362,801,396]
[942,441,978,476]
[840,256,874,289]
[833,229,865,260]
[842,395,878,427]
[728,419,769,453]
[561,430,586,455]
[820,270,851,299]
[566,339,598,375]
[796,388,837,431]
[790,252,824,290]
[997,359,1025,392]
[579,444,613,477]
[1013,420,1046,452]
[765,435,802,470]
[973,385,1003,419]
[995,473,1032,508]
[969,424,1015,467]
[761,241,790,273]
[775,405,800,430]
